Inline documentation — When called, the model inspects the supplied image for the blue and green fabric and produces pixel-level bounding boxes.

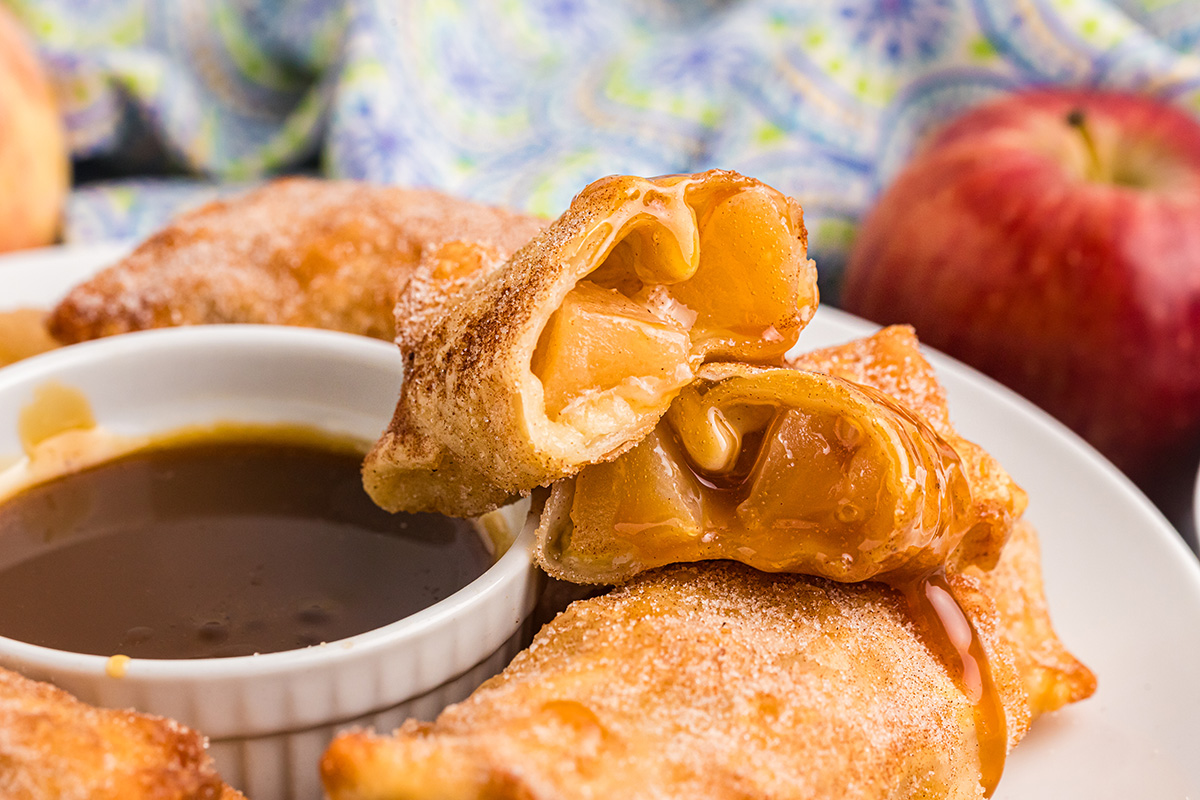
[6,0,1200,300]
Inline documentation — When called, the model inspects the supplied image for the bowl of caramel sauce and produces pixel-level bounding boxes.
[0,325,539,800]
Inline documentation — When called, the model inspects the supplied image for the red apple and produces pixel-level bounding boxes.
[842,88,1200,500]
[0,6,68,252]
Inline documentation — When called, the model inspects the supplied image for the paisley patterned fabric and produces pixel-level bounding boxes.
[7,0,1200,299]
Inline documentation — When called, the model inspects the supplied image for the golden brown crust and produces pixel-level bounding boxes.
[968,520,1097,714]
[0,667,243,800]
[364,170,817,517]
[321,561,1031,800]
[47,177,546,343]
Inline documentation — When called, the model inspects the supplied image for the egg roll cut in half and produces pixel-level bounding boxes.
[537,326,1028,586]
[322,551,1073,800]
[0,667,244,800]
[538,362,973,585]
[48,178,547,343]
[365,170,817,517]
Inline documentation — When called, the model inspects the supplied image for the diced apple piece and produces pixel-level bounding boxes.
[734,409,890,580]
[531,281,692,436]
[566,428,705,572]
[669,187,806,360]
[730,376,970,583]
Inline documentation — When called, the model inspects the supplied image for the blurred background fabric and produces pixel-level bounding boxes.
[6,0,1200,300]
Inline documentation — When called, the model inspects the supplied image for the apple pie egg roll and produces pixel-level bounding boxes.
[0,667,245,800]
[48,178,547,343]
[322,529,1093,800]
[537,327,1027,587]
[364,170,817,516]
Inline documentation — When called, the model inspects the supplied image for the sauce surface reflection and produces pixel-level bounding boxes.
[0,437,493,659]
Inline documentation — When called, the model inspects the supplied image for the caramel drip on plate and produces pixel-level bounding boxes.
[900,574,1006,798]
[105,654,131,679]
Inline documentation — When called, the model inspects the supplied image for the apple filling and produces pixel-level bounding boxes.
[538,367,975,585]
[530,281,694,443]
[529,180,813,450]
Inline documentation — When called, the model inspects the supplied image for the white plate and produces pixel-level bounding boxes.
[4,244,1200,798]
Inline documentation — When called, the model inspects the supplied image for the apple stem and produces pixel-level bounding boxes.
[1066,108,1105,182]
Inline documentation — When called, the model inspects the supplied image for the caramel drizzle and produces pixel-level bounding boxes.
[900,573,1007,798]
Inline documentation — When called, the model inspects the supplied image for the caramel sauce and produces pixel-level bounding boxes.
[900,575,1007,797]
[583,181,805,365]
[0,308,60,368]
[0,436,493,659]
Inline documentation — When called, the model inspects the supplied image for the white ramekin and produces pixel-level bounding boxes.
[0,326,540,800]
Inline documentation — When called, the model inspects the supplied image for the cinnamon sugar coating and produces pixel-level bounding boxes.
[0,667,243,800]
[48,178,546,343]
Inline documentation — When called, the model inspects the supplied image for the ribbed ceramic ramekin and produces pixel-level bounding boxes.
[0,326,541,800]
